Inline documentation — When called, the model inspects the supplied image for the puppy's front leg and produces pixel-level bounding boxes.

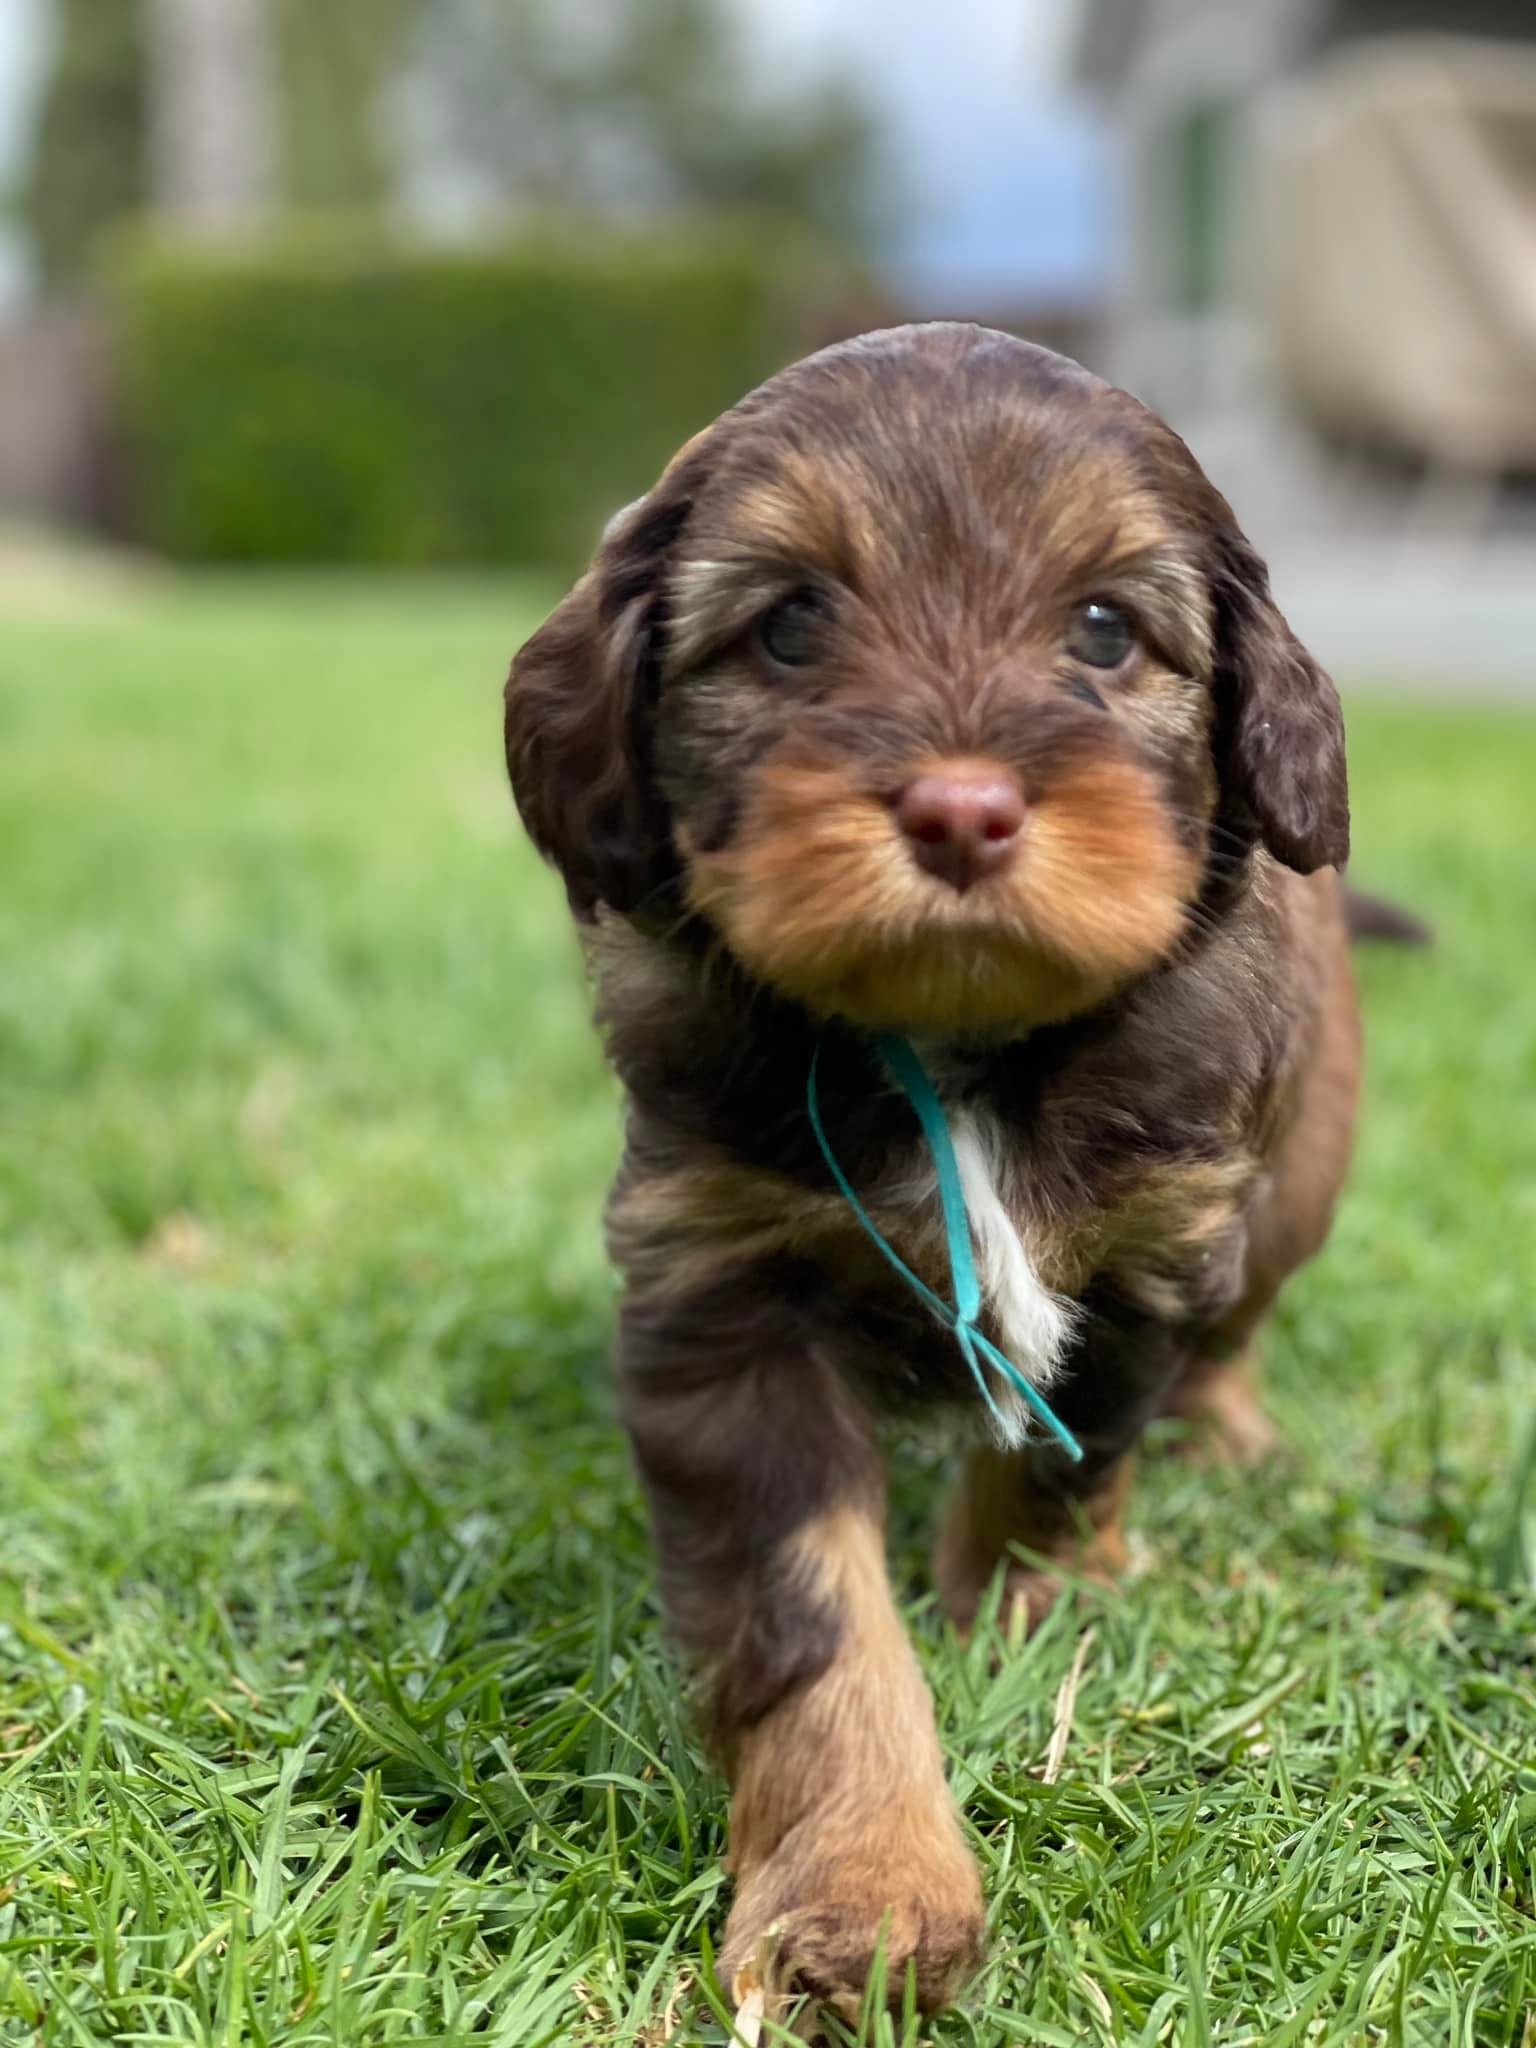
[620,1314,984,2018]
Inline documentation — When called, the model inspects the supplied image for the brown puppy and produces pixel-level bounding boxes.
[503,324,1359,2018]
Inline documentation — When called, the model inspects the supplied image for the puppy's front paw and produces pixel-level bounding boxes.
[721,1809,985,2020]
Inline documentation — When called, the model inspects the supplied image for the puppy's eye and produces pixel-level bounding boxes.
[1067,600,1135,669]
[758,589,827,668]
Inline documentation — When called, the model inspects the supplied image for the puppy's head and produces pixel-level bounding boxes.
[506,323,1347,1034]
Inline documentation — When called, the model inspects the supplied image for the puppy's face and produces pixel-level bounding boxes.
[507,326,1347,1035]
[651,364,1215,1032]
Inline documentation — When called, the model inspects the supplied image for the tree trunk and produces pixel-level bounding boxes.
[146,0,278,228]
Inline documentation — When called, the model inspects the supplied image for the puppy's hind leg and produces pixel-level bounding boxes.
[934,1436,1138,1638]
[933,1316,1176,1638]
[1162,913,1360,1468]
[1160,1342,1280,1466]
[619,1299,985,2022]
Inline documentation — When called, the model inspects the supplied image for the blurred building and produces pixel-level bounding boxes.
[1075,0,1536,490]
[1072,0,1536,690]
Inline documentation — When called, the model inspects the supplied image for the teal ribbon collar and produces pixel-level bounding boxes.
[806,1033,1084,1462]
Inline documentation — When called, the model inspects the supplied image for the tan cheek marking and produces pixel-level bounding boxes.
[684,752,1199,1031]
[1018,756,1204,977]
[681,748,1204,1032]
[685,762,914,983]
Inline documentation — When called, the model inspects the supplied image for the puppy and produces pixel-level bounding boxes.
[503,324,1359,2017]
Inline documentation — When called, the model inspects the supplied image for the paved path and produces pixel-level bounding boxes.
[1270,537,1536,701]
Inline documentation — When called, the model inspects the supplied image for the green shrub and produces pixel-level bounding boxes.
[105,221,828,567]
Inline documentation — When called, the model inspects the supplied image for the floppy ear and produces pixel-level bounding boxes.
[1211,528,1349,873]
[504,487,693,921]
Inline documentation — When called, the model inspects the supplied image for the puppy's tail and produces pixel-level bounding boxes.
[1344,885,1433,947]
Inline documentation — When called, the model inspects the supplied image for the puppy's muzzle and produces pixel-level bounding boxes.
[893,764,1026,893]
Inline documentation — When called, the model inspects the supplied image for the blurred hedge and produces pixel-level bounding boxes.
[104,223,825,567]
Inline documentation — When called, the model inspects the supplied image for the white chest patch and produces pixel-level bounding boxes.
[949,1110,1078,1444]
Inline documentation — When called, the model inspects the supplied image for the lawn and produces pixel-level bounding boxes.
[1,573,1533,2047]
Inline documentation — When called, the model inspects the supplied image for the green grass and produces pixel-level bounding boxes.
[1,575,1533,2047]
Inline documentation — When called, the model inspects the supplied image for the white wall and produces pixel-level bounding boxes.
[0,0,48,305]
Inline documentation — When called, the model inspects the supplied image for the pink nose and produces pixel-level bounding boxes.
[894,768,1026,891]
